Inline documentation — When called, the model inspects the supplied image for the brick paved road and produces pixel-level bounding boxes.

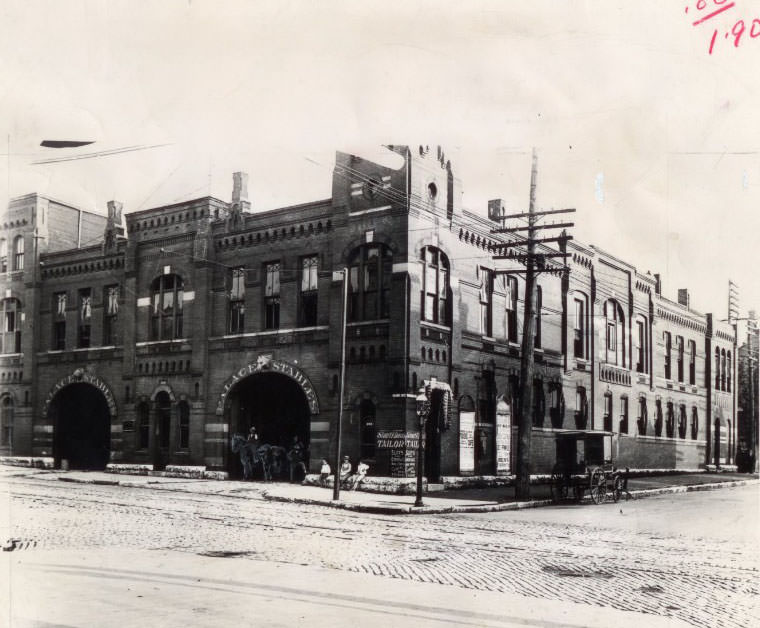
[2,472,757,628]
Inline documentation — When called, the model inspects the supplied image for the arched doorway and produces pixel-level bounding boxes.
[50,383,111,470]
[225,372,311,479]
[153,391,172,470]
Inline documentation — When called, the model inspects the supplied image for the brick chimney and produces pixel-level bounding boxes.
[677,288,690,309]
[654,273,661,295]
[232,172,251,212]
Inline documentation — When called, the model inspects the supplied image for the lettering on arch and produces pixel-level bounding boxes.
[216,355,320,416]
[41,368,118,420]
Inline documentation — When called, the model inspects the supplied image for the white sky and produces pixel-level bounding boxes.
[1,0,758,319]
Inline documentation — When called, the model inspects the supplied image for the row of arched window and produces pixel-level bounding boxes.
[603,392,699,439]
[0,236,24,273]
[134,397,190,450]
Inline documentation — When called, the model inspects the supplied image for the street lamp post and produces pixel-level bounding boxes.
[414,389,428,508]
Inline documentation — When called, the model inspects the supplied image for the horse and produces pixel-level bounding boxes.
[231,434,272,480]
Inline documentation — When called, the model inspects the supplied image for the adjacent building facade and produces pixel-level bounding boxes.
[0,146,739,478]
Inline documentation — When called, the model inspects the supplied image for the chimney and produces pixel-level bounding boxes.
[231,172,251,211]
[677,288,690,309]
[488,199,505,222]
[654,273,661,295]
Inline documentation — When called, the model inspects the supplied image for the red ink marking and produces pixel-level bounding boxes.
[725,31,730,38]
[693,2,735,26]
[731,19,745,46]
[709,28,718,53]
[751,19,760,37]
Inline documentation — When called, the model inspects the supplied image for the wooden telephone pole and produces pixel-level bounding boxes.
[491,149,574,499]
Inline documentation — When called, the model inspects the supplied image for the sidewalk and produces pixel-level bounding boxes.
[4,464,757,515]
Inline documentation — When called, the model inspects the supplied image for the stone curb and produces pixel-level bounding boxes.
[261,478,760,515]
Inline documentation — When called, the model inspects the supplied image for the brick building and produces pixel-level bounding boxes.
[0,145,738,478]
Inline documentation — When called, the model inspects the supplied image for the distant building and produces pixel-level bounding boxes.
[737,312,759,471]
[0,146,739,478]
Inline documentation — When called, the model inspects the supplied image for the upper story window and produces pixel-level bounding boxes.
[78,288,92,348]
[13,236,24,271]
[573,294,587,359]
[720,349,726,391]
[264,262,280,330]
[53,292,67,350]
[420,247,449,326]
[603,392,613,432]
[479,268,493,337]
[506,277,519,343]
[103,285,119,346]
[574,386,588,429]
[229,267,245,334]
[604,299,625,367]
[714,347,720,389]
[348,244,391,322]
[676,336,684,382]
[726,351,731,392]
[688,340,696,385]
[0,239,7,273]
[150,274,184,340]
[300,256,319,327]
[664,331,672,380]
[635,316,648,374]
[1,298,21,354]
[534,286,542,349]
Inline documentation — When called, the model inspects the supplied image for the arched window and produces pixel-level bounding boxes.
[137,402,150,449]
[691,407,698,440]
[678,404,687,439]
[0,396,13,447]
[619,396,629,434]
[574,387,588,429]
[156,392,171,449]
[604,300,625,366]
[2,298,21,354]
[228,267,245,334]
[573,292,588,359]
[150,274,184,340]
[507,277,519,343]
[666,402,675,438]
[348,244,392,321]
[178,401,190,449]
[688,340,696,385]
[676,336,684,383]
[664,332,672,380]
[549,384,565,429]
[479,268,493,336]
[13,236,24,271]
[603,391,613,431]
[635,316,648,373]
[637,397,648,435]
[654,399,663,436]
[360,399,376,460]
[726,351,731,393]
[720,349,726,391]
[0,239,6,273]
[420,247,449,325]
[715,347,721,389]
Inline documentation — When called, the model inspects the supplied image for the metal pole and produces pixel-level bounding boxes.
[332,267,349,501]
[415,403,425,507]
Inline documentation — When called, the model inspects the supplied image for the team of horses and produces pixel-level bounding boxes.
[230,433,295,481]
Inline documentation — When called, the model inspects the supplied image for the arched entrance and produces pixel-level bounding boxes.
[225,371,312,479]
[50,383,111,470]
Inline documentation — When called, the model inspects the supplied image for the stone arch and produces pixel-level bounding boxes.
[42,368,117,420]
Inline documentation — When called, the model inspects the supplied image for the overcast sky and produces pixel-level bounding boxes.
[1,0,758,323]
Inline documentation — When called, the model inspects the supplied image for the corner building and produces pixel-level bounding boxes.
[0,146,738,478]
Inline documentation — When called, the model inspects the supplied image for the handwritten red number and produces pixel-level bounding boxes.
[696,0,707,9]
[751,19,760,38]
[731,19,745,47]
[713,0,729,4]
[709,28,718,53]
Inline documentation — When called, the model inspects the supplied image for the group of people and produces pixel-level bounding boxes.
[319,455,369,490]
[246,426,308,482]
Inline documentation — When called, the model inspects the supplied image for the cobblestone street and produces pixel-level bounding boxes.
[2,471,758,628]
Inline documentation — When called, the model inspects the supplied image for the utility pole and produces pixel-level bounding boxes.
[491,149,574,499]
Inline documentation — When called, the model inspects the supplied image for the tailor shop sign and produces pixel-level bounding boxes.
[42,369,117,419]
[216,355,320,415]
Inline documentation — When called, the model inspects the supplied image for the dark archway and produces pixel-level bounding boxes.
[225,372,311,479]
[51,383,110,470]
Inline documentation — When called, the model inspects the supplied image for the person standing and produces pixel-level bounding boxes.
[288,435,307,482]
[319,459,331,487]
[339,455,353,488]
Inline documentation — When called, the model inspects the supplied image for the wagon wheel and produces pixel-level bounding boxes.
[550,466,568,503]
[589,467,606,505]
[612,474,624,503]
